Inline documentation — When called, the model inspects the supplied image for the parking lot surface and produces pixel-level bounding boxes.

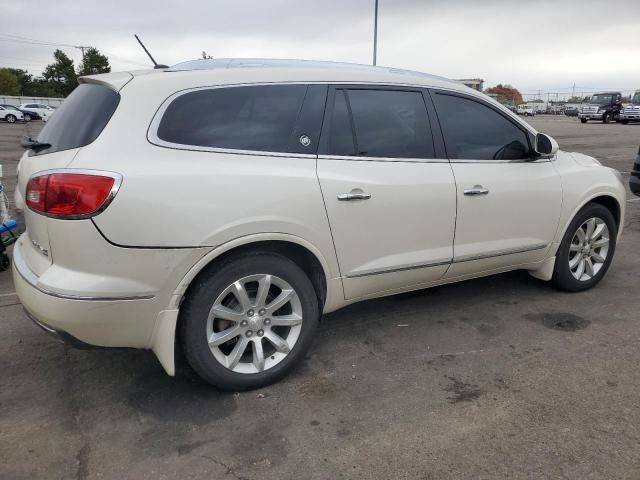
[1,117,639,479]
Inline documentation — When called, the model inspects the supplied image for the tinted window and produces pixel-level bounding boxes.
[25,104,37,108]
[35,84,120,156]
[156,85,310,153]
[433,93,530,160]
[327,89,433,158]
[327,90,356,155]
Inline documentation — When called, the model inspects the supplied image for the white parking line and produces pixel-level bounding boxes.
[0,292,17,297]
[628,198,640,203]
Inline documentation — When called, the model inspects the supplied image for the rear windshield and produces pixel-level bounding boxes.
[34,83,120,155]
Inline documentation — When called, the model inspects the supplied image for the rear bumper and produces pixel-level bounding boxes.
[12,235,159,348]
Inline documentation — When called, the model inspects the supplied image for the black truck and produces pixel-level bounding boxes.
[578,92,622,123]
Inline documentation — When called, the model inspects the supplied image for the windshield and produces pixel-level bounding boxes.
[589,94,613,105]
[632,92,640,105]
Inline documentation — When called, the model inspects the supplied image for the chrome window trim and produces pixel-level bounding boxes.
[147,81,464,157]
[147,82,323,157]
[452,243,548,263]
[13,238,155,301]
[27,168,123,220]
[318,154,449,164]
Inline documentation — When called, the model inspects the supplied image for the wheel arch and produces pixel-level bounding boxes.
[558,193,622,246]
[151,234,338,377]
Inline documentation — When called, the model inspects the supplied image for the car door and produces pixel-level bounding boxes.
[317,86,457,300]
[429,90,562,278]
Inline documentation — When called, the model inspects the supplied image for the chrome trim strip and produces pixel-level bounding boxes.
[452,243,548,263]
[13,238,155,301]
[449,158,552,164]
[28,168,124,220]
[318,154,449,164]
[346,259,452,278]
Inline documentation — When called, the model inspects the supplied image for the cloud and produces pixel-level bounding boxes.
[1,0,639,96]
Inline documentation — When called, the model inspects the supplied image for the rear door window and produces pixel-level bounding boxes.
[324,88,434,159]
[155,84,325,154]
[34,83,120,156]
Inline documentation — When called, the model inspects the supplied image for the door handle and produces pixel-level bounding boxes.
[463,185,489,196]
[337,191,371,201]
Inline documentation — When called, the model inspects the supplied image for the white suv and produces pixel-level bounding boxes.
[13,59,626,390]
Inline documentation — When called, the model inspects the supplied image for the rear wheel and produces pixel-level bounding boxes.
[180,251,320,391]
[5,114,16,123]
[552,203,616,292]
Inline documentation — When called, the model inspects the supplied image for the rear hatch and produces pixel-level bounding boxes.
[17,83,121,275]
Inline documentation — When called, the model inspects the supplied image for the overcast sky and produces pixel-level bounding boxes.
[1,0,639,98]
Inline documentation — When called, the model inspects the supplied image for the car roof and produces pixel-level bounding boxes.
[81,58,478,95]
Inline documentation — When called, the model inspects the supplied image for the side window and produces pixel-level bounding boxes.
[156,85,310,153]
[433,93,530,161]
[326,88,434,159]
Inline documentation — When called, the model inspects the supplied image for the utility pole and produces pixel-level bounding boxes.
[75,45,90,65]
[373,0,379,66]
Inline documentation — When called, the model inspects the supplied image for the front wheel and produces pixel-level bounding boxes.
[552,203,616,292]
[621,119,629,125]
[603,113,610,124]
[580,118,587,123]
[23,114,31,122]
[179,251,320,391]
[5,114,16,123]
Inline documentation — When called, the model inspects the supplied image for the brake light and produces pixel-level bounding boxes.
[26,171,121,218]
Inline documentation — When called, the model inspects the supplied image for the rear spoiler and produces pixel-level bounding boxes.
[78,71,135,92]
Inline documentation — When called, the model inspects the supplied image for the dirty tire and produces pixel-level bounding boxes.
[552,203,616,292]
[180,251,319,391]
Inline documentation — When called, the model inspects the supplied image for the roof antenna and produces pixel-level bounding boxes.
[134,34,169,69]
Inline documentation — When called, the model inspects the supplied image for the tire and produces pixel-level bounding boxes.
[180,251,320,391]
[580,118,587,123]
[5,114,16,124]
[603,113,610,124]
[552,203,617,292]
[23,114,31,122]
[621,120,629,125]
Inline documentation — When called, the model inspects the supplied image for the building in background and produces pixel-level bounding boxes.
[456,78,484,91]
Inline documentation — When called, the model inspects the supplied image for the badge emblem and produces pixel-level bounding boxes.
[299,135,311,147]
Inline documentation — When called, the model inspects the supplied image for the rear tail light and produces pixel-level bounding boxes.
[26,170,122,219]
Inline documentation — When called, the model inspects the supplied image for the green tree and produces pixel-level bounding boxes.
[0,68,21,95]
[42,49,77,97]
[77,47,111,76]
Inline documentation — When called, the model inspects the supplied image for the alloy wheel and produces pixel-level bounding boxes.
[206,274,303,374]
[568,217,610,282]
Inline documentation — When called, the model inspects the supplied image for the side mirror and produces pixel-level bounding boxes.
[535,133,559,157]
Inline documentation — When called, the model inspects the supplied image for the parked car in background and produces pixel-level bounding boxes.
[564,105,580,117]
[13,59,626,390]
[504,104,517,113]
[620,90,640,124]
[0,105,24,123]
[0,104,33,121]
[517,105,535,116]
[579,92,622,123]
[18,103,55,120]
[631,146,640,196]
